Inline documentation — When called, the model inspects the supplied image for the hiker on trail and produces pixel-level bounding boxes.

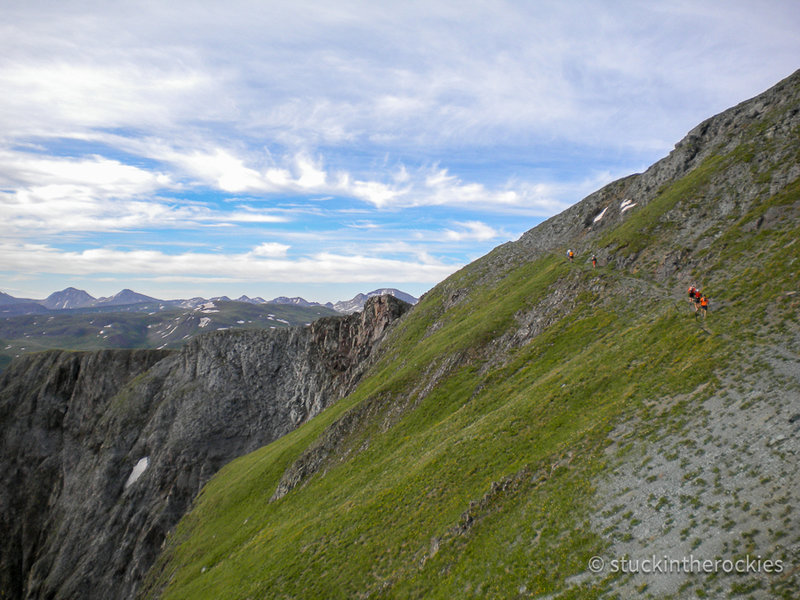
[567,249,574,263]
[700,294,709,318]
[592,255,597,269]
[688,285,698,308]
[693,291,703,315]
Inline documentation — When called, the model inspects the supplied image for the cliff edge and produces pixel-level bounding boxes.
[0,295,410,600]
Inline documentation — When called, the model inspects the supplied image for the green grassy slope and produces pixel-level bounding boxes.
[142,83,800,599]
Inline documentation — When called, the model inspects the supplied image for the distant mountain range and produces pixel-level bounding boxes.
[0,287,417,371]
[0,299,342,372]
[0,287,418,316]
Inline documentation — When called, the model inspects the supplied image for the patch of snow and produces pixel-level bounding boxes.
[104,324,112,328]
[216,327,229,330]
[276,318,290,325]
[620,199,637,213]
[199,317,211,328]
[593,206,609,223]
[125,457,149,489]
[236,320,245,324]
[621,202,638,213]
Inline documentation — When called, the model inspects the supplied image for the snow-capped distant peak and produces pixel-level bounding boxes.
[41,287,96,310]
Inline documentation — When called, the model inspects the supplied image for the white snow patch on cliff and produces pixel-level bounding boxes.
[593,206,608,223]
[125,457,149,489]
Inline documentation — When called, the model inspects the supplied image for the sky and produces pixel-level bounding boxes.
[1,1,799,303]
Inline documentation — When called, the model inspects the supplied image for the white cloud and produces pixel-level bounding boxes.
[219,212,287,224]
[0,242,458,284]
[0,151,168,195]
[2,1,797,153]
[249,242,290,257]
[0,59,215,139]
[172,148,266,193]
[0,150,288,234]
[443,221,500,242]
[75,140,566,214]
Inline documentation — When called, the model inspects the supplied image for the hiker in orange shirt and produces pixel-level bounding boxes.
[699,294,709,318]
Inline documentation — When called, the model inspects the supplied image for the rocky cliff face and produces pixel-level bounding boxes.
[0,295,410,600]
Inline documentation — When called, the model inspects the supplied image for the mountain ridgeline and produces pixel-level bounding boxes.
[1,70,799,599]
[0,290,419,372]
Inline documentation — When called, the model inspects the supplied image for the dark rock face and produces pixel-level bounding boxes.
[0,295,410,600]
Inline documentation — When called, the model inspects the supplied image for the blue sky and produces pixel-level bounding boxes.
[2,1,799,303]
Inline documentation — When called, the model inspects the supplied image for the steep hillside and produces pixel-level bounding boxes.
[142,71,800,599]
[0,296,409,599]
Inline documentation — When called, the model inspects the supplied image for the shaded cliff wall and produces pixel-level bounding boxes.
[0,295,409,600]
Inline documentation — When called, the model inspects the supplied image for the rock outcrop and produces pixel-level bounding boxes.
[0,295,410,600]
